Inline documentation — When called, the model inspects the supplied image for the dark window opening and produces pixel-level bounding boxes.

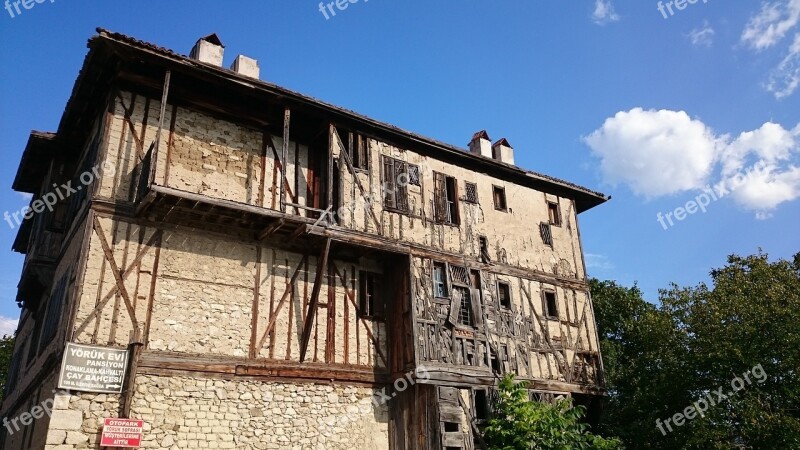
[408,164,420,186]
[479,236,491,263]
[382,156,409,213]
[433,262,448,298]
[543,290,558,319]
[498,282,512,309]
[493,186,507,211]
[434,172,460,225]
[444,422,460,432]
[474,389,490,422]
[548,201,562,226]
[359,271,384,319]
[464,181,479,204]
[338,129,369,170]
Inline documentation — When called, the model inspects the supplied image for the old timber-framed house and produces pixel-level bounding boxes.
[2,29,609,450]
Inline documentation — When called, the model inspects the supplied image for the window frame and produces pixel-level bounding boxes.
[542,289,559,320]
[464,181,479,204]
[433,172,460,226]
[358,270,384,320]
[497,281,512,310]
[382,156,410,214]
[547,201,562,227]
[432,262,449,299]
[492,185,507,211]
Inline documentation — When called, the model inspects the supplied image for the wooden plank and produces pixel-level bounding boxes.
[299,238,331,362]
[250,247,262,359]
[325,262,336,363]
[280,107,290,212]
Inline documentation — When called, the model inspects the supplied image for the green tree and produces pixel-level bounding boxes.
[592,251,800,450]
[483,374,622,450]
[0,333,15,402]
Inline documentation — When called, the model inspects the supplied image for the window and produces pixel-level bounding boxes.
[455,287,473,326]
[433,172,460,225]
[338,129,369,170]
[39,273,70,352]
[543,290,558,319]
[539,222,553,247]
[497,282,512,309]
[547,201,562,226]
[474,389,491,422]
[479,236,491,263]
[493,186,507,211]
[464,181,479,204]
[408,164,421,186]
[382,156,409,213]
[359,271,384,319]
[433,262,448,298]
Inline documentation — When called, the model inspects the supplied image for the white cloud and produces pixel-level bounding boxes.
[585,253,614,271]
[0,316,18,337]
[741,0,800,50]
[16,192,32,202]
[585,108,800,216]
[688,21,715,47]
[583,108,720,198]
[767,33,800,98]
[592,0,620,25]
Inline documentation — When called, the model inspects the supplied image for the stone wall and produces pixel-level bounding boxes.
[43,376,389,450]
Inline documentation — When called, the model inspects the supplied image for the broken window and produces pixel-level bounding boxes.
[464,181,479,204]
[539,222,553,247]
[498,282,512,309]
[338,129,369,170]
[493,185,507,211]
[382,156,409,213]
[434,172,460,225]
[479,236,491,263]
[408,164,420,186]
[543,290,558,319]
[433,262,448,298]
[548,201,562,226]
[455,287,473,327]
[359,271,384,319]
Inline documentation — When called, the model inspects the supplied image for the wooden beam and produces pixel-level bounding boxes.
[257,219,285,241]
[92,217,140,336]
[299,238,332,362]
[280,107,290,213]
[256,255,309,352]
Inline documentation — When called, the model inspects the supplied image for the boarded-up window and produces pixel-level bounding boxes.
[493,186,507,211]
[464,181,479,204]
[382,156,409,212]
[433,172,459,225]
[540,222,553,247]
[548,201,562,226]
[543,290,558,319]
[359,271,384,319]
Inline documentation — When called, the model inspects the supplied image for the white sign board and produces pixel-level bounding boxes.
[58,343,129,394]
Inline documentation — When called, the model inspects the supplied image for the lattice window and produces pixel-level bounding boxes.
[464,181,478,203]
[539,222,553,246]
[450,265,470,286]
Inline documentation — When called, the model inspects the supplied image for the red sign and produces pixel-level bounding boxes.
[100,418,144,448]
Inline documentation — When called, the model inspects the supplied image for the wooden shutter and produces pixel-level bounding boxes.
[433,172,447,222]
[395,160,409,212]
[383,157,396,208]
[447,289,462,325]
[469,288,484,327]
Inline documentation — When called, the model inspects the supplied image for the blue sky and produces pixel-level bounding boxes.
[1,1,798,333]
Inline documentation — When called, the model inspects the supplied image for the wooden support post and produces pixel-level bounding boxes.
[299,238,331,362]
[150,70,171,186]
[119,330,144,418]
[280,107,291,213]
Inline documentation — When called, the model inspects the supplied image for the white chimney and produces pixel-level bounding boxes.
[492,138,515,165]
[190,33,224,67]
[231,55,260,79]
[469,130,493,158]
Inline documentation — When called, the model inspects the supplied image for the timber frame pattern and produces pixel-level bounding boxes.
[2,29,610,450]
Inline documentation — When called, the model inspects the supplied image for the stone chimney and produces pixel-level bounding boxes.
[492,138,515,165]
[231,55,260,79]
[469,130,493,158]
[190,33,224,67]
